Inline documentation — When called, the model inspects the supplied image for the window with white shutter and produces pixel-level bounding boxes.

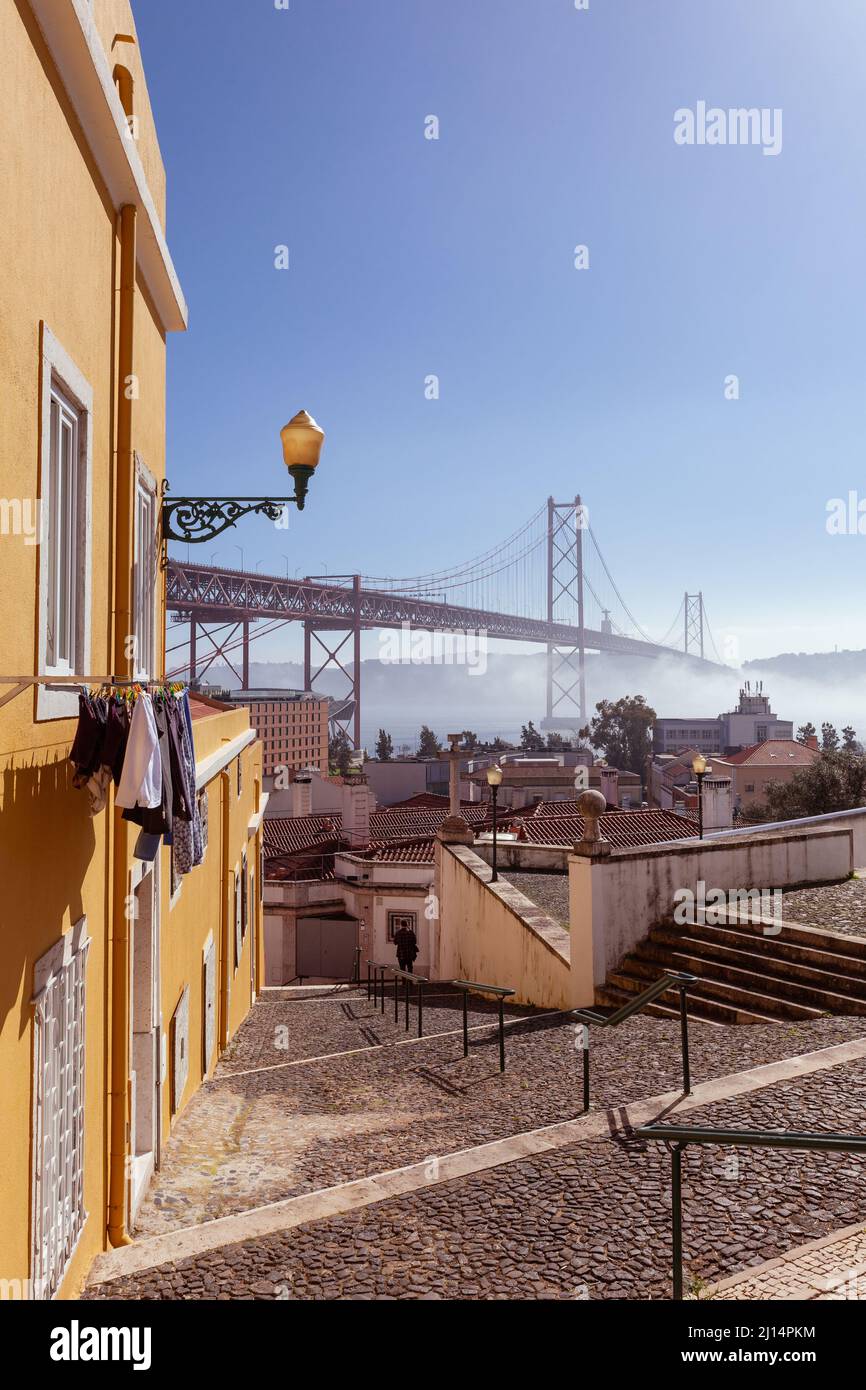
[30,921,90,1300]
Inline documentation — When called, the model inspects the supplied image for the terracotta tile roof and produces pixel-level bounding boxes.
[717,740,820,768]
[262,804,494,858]
[361,839,436,864]
[506,808,698,849]
[389,793,474,810]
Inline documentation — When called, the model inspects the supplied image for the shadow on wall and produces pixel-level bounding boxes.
[0,753,96,1040]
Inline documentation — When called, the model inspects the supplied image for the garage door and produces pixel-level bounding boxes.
[297,917,358,981]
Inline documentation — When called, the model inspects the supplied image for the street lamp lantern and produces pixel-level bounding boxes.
[691,754,711,839]
[487,763,503,882]
[161,408,324,549]
[280,409,325,511]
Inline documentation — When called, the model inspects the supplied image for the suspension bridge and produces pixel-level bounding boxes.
[165,498,727,747]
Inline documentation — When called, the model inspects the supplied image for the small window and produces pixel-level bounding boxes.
[45,384,84,674]
[745,783,755,794]
[133,462,157,680]
[37,328,93,720]
[387,911,417,943]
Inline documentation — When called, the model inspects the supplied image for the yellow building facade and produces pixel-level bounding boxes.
[0,0,264,1298]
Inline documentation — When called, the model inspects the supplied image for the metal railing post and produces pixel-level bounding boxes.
[379,967,385,1013]
[417,979,423,1037]
[405,976,410,1031]
[394,970,399,1023]
[462,991,469,1058]
[671,1143,684,1301]
[366,962,371,1000]
[498,996,505,1072]
[679,986,691,1094]
[583,1035,590,1113]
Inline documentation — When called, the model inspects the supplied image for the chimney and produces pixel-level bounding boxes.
[805,735,818,751]
[341,774,372,848]
[598,765,619,809]
[702,775,733,831]
[291,772,312,818]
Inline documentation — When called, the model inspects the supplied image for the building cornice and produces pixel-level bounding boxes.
[27,0,188,332]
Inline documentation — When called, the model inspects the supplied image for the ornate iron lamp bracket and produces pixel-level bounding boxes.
[160,483,295,546]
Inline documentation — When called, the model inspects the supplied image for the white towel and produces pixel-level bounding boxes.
[116,693,163,810]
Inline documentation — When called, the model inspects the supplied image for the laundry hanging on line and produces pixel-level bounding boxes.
[68,682,204,869]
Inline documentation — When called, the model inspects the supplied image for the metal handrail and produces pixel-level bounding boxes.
[571,971,697,1112]
[367,961,429,1036]
[450,978,516,1073]
[636,1123,866,1300]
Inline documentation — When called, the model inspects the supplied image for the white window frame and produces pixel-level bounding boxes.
[30,917,91,1300]
[387,910,417,943]
[37,326,93,720]
[133,455,158,681]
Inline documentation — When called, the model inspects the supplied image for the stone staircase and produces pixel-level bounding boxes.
[596,914,866,1024]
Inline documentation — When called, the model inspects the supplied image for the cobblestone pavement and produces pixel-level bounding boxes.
[127,985,865,1240]
[87,1055,866,1300]
[500,872,569,926]
[781,876,866,940]
[709,1222,866,1300]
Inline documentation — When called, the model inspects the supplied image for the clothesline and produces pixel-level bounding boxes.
[0,674,186,710]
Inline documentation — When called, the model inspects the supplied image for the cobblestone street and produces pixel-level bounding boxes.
[81,985,866,1300]
[781,875,866,940]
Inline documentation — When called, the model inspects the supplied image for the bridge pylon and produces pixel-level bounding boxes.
[684,592,704,659]
[541,496,587,735]
[304,574,362,751]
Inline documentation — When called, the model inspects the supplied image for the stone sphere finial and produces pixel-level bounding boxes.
[577,788,607,838]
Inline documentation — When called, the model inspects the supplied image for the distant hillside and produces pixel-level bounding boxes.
[745,650,866,681]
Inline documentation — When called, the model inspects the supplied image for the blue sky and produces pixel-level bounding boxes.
[136,0,866,664]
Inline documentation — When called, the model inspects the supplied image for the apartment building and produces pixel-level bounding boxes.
[0,0,264,1299]
[219,688,330,779]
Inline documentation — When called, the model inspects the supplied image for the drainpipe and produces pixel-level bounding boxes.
[220,769,232,1049]
[107,204,137,1247]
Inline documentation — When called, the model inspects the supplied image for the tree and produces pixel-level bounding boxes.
[745,749,866,822]
[329,729,353,777]
[842,725,860,752]
[375,728,393,761]
[586,694,657,778]
[490,736,513,753]
[461,730,479,750]
[417,725,442,758]
[797,722,816,744]
[821,722,839,751]
[545,732,573,752]
[520,721,546,752]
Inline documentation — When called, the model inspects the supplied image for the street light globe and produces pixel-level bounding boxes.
[486,763,503,788]
[692,754,707,776]
[280,409,325,510]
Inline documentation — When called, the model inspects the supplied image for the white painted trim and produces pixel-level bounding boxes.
[36,325,93,721]
[31,916,91,1002]
[195,728,257,792]
[247,792,270,839]
[26,0,187,332]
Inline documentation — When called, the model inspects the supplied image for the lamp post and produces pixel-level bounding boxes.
[692,754,711,839]
[161,409,324,549]
[487,763,503,882]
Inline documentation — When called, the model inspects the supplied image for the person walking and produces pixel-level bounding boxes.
[394,921,419,974]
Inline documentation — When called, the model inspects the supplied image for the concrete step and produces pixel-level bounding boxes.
[594,982,766,1026]
[648,928,866,993]
[611,961,825,1023]
[653,922,866,978]
[627,946,866,1017]
[708,912,866,963]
